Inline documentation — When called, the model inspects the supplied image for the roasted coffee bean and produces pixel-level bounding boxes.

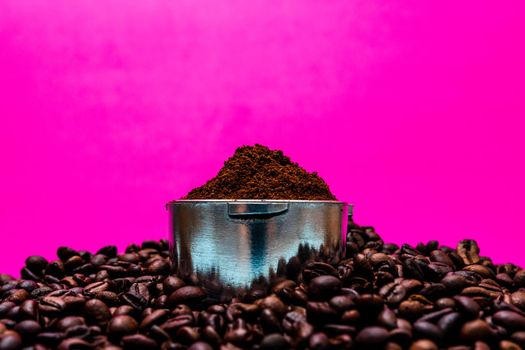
[454,296,480,319]
[0,330,22,350]
[377,307,398,329]
[187,341,214,350]
[460,319,494,343]
[493,310,525,330]
[140,309,169,330]
[260,333,290,350]
[457,240,480,265]
[57,338,91,350]
[167,287,206,308]
[14,319,41,338]
[96,246,118,258]
[121,334,157,350]
[356,326,389,347]
[163,276,185,295]
[413,321,443,342]
[308,275,341,300]
[438,311,462,335]
[107,315,138,338]
[409,339,438,350]
[84,299,111,325]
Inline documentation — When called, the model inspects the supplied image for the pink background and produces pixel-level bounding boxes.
[1,1,524,276]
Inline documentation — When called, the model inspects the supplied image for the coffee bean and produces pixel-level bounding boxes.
[107,315,138,339]
[56,316,86,331]
[167,287,206,308]
[14,319,41,338]
[121,334,157,350]
[309,276,341,300]
[140,309,169,330]
[511,331,525,348]
[84,299,111,325]
[329,294,355,312]
[97,246,118,258]
[57,338,91,350]
[188,341,214,350]
[161,315,194,336]
[493,310,525,331]
[409,339,438,350]
[162,276,185,296]
[460,319,494,342]
[454,296,480,319]
[260,333,288,350]
[457,240,480,265]
[413,321,443,342]
[377,307,398,329]
[0,330,22,350]
[356,326,389,347]
[438,311,462,335]
[499,340,522,350]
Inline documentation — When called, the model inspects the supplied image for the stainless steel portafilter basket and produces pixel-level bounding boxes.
[167,199,350,290]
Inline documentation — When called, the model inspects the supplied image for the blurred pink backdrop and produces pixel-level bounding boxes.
[0,1,524,276]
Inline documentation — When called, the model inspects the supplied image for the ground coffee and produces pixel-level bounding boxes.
[183,144,336,200]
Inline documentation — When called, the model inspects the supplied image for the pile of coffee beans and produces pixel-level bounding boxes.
[1,222,525,349]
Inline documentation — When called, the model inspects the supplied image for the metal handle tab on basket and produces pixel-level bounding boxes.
[227,202,289,218]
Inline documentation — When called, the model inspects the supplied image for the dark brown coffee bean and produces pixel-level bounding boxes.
[121,334,157,350]
[97,246,117,258]
[57,338,91,350]
[438,311,462,335]
[460,319,494,343]
[259,333,288,350]
[260,308,282,334]
[39,296,66,315]
[140,309,169,330]
[162,276,185,296]
[380,283,406,305]
[454,296,480,319]
[107,315,138,338]
[167,286,206,308]
[188,341,214,350]
[511,331,525,348]
[499,340,522,350]
[306,302,338,324]
[435,297,456,309]
[493,310,525,331]
[0,330,22,350]
[377,307,397,329]
[329,294,355,312]
[36,332,65,347]
[25,255,48,273]
[457,240,480,265]
[355,294,384,317]
[161,315,194,336]
[146,259,170,276]
[409,339,438,350]
[14,319,41,338]
[5,289,28,304]
[356,326,389,347]
[84,299,111,325]
[398,300,425,320]
[413,321,443,342]
[309,275,341,300]
[56,316,86,331]
[256,295,287,316]
[19,299,38,320]
[0,302,15,319]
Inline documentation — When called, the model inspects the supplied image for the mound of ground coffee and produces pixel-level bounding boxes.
[183,144,336,200]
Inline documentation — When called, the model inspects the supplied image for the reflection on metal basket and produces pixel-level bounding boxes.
[167,200,350,292]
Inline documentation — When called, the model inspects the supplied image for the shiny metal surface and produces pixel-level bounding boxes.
[167,199,349,288]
